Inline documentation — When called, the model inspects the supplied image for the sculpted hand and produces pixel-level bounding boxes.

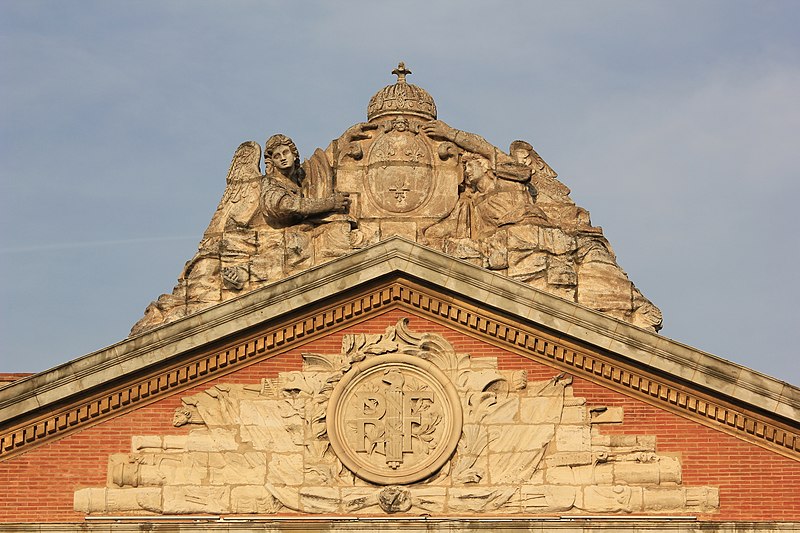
[344,122,379,142]
[330,191,351,212]
[420,120,455,141]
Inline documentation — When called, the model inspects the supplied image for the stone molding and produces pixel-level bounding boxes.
[2,519,800,532]
[1,239,798,462]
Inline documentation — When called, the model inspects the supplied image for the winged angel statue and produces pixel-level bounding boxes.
[130,136,356,335]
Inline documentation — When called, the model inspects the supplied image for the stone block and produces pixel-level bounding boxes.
[131,435,162,453]
[642,487,684,512]
[105,487,162,513]
[381,220,418,241]
[448,486,519,513]
[250,252,284,283]
[546,257,577,286]
[685,486,720,511]
[185,428,238,452]
[507,225,539,251]
[590,406,623,424]
[138,452,208,486]
[488,449,547,484]
[607,434,638,447]
[334,168,365,192]
[560,405,588,424]
[576,262,633,311]
[545,451,593,468]
[484,396,520,424]
[231,485,282,513]
[582,485,642,513]
[520,396,562,423]
[452,452,488,484]
[162,435,188,451]
[487,423,554,453]
[538,227,576,255]
[314,220,356,259]
[209,451,266,485]
[266,453,303,486]
[163,486,230,514]
[410,487,447,513]
[341,487,379,513]
[613,461,661,485]
[74,488,106,513]
[353,220,380,248]
[520,485,576,512]
[555,425,590,452]
[572,463,613,485]
[300,486,341,513]
[658,456,682,484]
[108,454,139,487]
[545,466,574,484]
[507,251,547,281]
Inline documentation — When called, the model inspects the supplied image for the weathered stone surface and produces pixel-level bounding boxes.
[105,487,162,513]
[138,452,208,486]
[340,487,380,513]
[208,452,266,485]
[582,485,643,513]
[266,453,303,487]
[520,485,576,512]
[555,425,591,452]
[75,487,163,514]
[448,486,519,513]
[520,396,563,424]
[130,63,662,336]
[230,485,282,513]
[300,486,341,513]
[185,428,238,452]
[410,486,448,513]
[163,486,230,514]
[590,406,624,424]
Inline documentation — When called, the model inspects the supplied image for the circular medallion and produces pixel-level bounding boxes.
[327,354,462,485]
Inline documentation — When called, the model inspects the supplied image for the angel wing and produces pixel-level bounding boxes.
[203,141,263,236]
[528,146,558,180]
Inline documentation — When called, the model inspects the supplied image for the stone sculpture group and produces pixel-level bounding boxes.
[131,63,662,336]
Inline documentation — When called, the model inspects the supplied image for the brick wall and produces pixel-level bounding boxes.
[1,309,797,521]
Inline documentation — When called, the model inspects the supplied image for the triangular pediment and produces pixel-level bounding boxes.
[2,237,797,464]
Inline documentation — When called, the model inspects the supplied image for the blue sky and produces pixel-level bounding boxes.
[1,1,798,385]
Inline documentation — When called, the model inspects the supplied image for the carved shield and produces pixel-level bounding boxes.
[366,129,434,213]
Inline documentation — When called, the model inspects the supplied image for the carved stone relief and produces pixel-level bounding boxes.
[77,319,716,516]
[130,63,662,336]
[327,354,462,485]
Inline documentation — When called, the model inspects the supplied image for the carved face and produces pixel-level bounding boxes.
[172,408,191,427]
[512,149,531,166]
[270,144,296,171]
[464,159,484,184]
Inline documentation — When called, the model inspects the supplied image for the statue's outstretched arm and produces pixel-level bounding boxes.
[420,120,497,162]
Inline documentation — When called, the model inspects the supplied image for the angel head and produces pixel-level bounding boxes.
[509,140,534,166]
[462,153,493,192]
[264,134,301,177]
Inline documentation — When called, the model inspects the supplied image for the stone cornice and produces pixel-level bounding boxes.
[1,238,798,461]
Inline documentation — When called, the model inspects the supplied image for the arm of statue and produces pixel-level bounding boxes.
[296,191,351,217]
[268,190,350,222]
[420,120,497,163]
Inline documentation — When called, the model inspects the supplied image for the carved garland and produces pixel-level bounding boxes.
[1,281,797,462]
